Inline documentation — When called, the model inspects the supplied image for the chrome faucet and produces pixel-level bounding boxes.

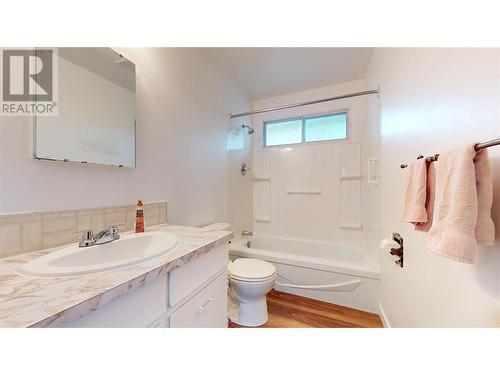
[75,224,123,247]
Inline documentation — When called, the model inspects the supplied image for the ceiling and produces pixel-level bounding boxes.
[206,48,373,100]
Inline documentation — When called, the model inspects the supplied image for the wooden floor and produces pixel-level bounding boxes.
[228,290,383,328]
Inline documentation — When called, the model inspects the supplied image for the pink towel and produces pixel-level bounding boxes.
[427,144,495,263]
[415,161,436,232]
[474,148,495,245]
[402,158,428,225]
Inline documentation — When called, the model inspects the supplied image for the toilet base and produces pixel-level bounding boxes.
[227,259,276,327]
[229,296,268,327]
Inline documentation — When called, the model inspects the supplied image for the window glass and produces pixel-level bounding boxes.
[264,118,302,146]
[304,112,347,142]
[263,112,348,147]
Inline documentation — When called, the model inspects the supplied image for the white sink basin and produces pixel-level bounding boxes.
[18,231,178,277]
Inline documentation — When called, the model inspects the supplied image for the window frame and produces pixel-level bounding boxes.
[263,110,349,148]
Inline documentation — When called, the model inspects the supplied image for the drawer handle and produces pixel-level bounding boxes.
[197,297,214,314]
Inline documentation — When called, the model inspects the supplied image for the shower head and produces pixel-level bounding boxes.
[242,124,255,135]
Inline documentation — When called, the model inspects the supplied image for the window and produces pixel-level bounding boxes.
[264,112,347,147]
[304,112,347,142]
[263,118,302,147]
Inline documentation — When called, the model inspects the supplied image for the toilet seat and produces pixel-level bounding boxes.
[228,273,276,283]
[228,258,276,282]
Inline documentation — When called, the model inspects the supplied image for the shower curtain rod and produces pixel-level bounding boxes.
[229,87,380,119]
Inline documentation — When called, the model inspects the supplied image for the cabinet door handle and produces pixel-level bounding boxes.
[197,297,214,314]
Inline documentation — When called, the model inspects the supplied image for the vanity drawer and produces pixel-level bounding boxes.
[169,271,228,328]
[168,243,228,307]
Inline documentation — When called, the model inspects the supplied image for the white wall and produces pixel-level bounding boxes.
[367,48,500,327]
[250,79,379,249]
[0,48,250,227]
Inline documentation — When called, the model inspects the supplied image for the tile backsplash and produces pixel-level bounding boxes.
[0,201,167,258]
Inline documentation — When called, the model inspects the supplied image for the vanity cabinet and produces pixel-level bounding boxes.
[168,242,228,327]
[61,244,229,328]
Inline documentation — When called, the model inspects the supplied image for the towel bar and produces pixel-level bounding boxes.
[400,137,500,169]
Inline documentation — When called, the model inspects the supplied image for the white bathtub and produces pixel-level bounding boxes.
[229,235,380,313]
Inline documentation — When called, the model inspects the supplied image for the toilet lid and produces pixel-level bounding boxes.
[228,258,276,280]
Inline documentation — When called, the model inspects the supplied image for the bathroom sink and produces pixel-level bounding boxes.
[18,232,178,277]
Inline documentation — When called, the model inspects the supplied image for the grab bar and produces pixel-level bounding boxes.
[275,279,361,291]
[253,176,271,181]
[255,217,271,223]
[286,189,322,195]
[367,157,379,185]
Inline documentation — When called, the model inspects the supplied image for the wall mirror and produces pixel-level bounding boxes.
[33,48,136,167]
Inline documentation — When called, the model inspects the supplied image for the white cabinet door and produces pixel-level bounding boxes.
[62,274,168,328]
[169,272,228,328]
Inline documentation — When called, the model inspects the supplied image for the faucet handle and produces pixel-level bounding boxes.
[73,229,95,247]
[73,229,94,237]
[109,224,124,236]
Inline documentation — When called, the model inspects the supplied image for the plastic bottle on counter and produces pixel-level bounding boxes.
[135,200,145,233]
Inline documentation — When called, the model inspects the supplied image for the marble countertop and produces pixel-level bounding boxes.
[0,224,232,328]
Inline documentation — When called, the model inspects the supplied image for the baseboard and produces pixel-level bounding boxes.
[378,303,391,328]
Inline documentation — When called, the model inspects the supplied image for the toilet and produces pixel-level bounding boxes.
[201,222,276,326]
[228,258,277,327]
